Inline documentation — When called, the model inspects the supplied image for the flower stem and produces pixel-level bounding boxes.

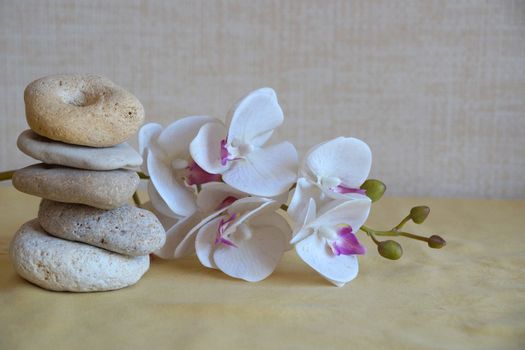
[361,225,430,243]
[359,225,380,245]
[393,214,411,231]
[138,172,149,179]
[132,192,141,206]
[0,170,15,182]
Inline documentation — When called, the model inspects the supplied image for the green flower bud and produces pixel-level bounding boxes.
[377,240,403,260]
[360,179,386,202]
[410,206,430,224]
[428,235,446,249]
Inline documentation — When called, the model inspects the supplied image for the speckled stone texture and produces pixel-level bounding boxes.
[12,164,140,209]
[17,130,143,170]
[24,74,144,147]
[38,199,166,256]
[9,219,150,292]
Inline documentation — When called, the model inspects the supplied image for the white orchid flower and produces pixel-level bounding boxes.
[291,197,371,287]
[195,197,291,282]
[288,137,372,223]
[138,116,223,218]
[190,88,299,197]
[153,182,249,259]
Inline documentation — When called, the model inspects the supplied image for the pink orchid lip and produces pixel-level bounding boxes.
[215,213,238,247]
[331,184,366,195]
[220,139,242,166]
[186,160,222,186]
[331,225,366,256]
[220,139,229,166]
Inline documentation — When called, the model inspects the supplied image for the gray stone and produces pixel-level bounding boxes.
[12,164,139,209]
[10,219,150,292]
[38,199,166,256]
[17,129,142,170]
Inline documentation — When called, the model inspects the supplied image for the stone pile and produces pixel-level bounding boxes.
[9,74,166,292]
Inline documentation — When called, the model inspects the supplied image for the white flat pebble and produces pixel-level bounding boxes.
[17,130,142,170]
[10,219,150,292]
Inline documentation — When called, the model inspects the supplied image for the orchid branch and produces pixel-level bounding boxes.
[0,170,15,181]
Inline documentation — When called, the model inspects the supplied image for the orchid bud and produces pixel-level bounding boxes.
[410,206,430,224]
[360,179,386,202]
[428,235,446,249]
[377,240,403,260]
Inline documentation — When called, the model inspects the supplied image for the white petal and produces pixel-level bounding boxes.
[147,182,180,219]
[140,201,179,230]
[141,147,151,175]
[157,116,218,158]
[154,213,201,259]
[323,188,370,201]
[287,177,322,224]
[196,182,247,213]
[295,233,359,284]
[290,198,317,245]
[190,122,229,174]
[213,223,286,282]
[227,196,275,215]
[223,197,278,236]
[173,207,228,258]
[147,150,197,217]
[222,142,298,197]
[305,137,372,188]
[326,278,347,287]
[138,123,162,156]
[313,198,371,231]
[250,211,293,250]
[195,217,221,269]
[226,88,283,147]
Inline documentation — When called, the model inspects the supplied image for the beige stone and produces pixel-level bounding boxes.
[9,219,150,292]
[38,199,166,256]
[17,129,143,170]
[24,74,144,147]
[12,164,139,209]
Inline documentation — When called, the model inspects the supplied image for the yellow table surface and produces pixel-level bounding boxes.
[1,186,524,349]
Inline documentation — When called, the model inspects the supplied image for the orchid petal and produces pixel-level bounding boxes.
[305,137,372,188]
[196,182,247,213]
[147,182,180,219]
[190,122,229,174]
[173,206,231,258]
[138,123,162,156]
[226,88,283,147]
[195,217,220,269]
[157,116,218,158]
[249,211,293,250]
[287,177,322,225]
[313,198,371,231]
[295,233,359,285]
[223,198,279,236]
[227,196,275,214]
[154,213,201,259]
[213,222,286,282]
[290,198,317,245]
[222,141,298,197]
[147,150,197,217]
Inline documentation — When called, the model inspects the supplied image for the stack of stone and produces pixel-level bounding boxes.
[9,74,165,292]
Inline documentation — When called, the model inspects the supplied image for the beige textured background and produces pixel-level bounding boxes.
[1,0,524,198]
